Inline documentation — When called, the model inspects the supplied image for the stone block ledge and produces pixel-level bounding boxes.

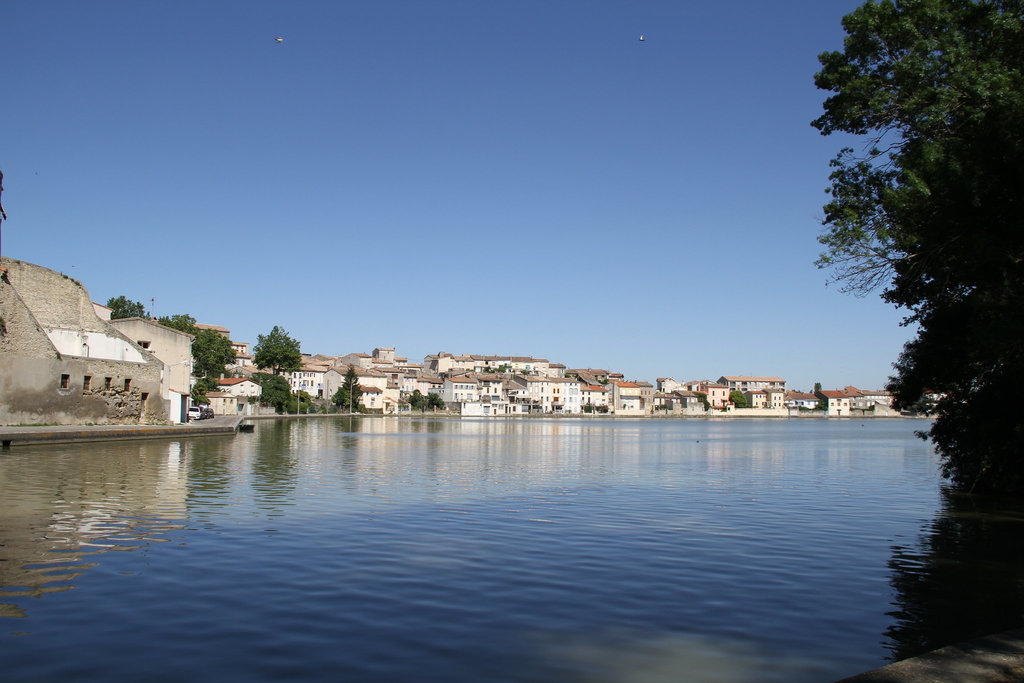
[0,416,242,447]
[838,627,1024,682]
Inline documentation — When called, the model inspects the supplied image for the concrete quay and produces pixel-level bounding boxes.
[839,628,1024,682]
[0,415,242,447]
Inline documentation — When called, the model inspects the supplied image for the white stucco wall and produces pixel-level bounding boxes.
[45,329,148,363]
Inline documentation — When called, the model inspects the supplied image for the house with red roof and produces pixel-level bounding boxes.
[815,390,852,416]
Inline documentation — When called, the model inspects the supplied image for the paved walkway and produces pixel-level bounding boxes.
[839,628,1024,682]
[0,416,242,447]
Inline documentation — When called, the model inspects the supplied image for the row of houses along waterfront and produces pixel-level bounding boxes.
[0,258,894,425]
[221,347,894,418]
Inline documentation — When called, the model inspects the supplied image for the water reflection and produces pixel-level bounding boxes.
[250,421,298,514]
[0,417,962,681]
[0,440,189,618]
[885,489,1024,660]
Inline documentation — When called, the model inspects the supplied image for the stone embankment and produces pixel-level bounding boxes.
[0,415,241,448]
[838,627,1024,682]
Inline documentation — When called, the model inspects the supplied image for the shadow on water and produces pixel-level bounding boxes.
[885,488,1024,661]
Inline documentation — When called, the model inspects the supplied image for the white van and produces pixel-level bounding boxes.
[187,406,202,422]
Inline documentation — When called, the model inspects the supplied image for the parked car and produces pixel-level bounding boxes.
[201,406,214,419]
[187,406,202,422]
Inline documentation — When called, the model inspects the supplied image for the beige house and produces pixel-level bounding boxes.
[443,376,480,404]
[581,384,609,410]
[424,352,557,377]
[816,390,852,416]
[229,340,253,368]
[360,385,383,411]
[339,352,373,369]
[509,375,556,413]
[546,376,581,413]
[785,391,820,410]
[195,323,230,338]
[324,366,388,404]
[109,316,195,423]
[843,386,894,410]
[205,391,239,416]
[654,390,702,413]
[476,375,506,402]
[610,381,649,415]
[657,377,685,393]
[214,377,260,415]
[373,347,396,364]
[289,362,331,398]
[414,375,444,398]
[743,389,768,409]
[215,377,261,397]
[684,380,730,409]
[719,375,787,393]
[567,368,613,384]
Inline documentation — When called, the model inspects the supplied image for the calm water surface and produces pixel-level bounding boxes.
[3,417,1024,682]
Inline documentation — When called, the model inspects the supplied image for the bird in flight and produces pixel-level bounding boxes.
[275,36,283,43]
[639,34,645,41]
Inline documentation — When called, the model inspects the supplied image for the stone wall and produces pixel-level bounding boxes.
[0,354,163,425]
[0,258,107,332]
[0,269,57,360]
[0,258,167,425]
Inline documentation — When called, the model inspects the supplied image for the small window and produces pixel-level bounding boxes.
[124,378,131,392]
[60,374,70,389]
[104,377,112,390]
[141,392,149,402]
[138,340,151,349]
[83,375,92,391]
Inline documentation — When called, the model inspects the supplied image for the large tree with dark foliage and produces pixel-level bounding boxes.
[252,372,291,412]
[191,329,236,379]
[814,0,1024,493]
[253,325,302,375]
[157,313,198,336]
[106,295,148,319]
[331,366,363,412]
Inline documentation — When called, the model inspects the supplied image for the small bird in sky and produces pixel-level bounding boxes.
[275,36,283,43]
[639,34,645,41]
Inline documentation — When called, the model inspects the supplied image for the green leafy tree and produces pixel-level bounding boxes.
[191,329,236,379]
[252,372,291,412]
[814,0,1024,493]
[729,390,748,409]
[254,325,302,375]
[331,367,363,412]
[343,367,362,412]
[331,386,347,407]
[106,295,148,319]
[813,382,822,394]
[191,375,219,405]
[408,389,426,412]
[695,391,710,411]
[158,313,198,336]
[426,392,445,412]
[190,384,209,405]
[291,390,313,414]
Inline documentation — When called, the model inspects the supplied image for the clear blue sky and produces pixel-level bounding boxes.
[2,0,911,391]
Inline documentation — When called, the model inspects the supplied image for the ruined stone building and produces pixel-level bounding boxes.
[0,257,167,425]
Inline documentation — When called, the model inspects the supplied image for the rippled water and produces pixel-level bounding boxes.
[2,417,1023,682]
